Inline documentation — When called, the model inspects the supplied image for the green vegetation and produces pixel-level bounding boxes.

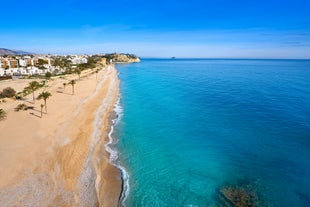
[125,53,139,59]
[53,57,72,70]
[24,81,40,103]
[37,91,52,113]
[50,56,102,78]
[15,92,24,100]
[38,59,48,66]
[103,53,139,63]
[86,56,98,68]
[0,87,16,99]
[21,80,46,99]
[45,72,52,79]
[69,80,76,95]
[37,59,49,70]
[76,57,98,71]
[0,76,12,81]
[0,109,6,121]
[15,103,30,111]
[75,68,81,79]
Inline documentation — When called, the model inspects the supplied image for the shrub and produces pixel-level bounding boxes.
[15,92,24,100]
[15,104,28,111]
[0,87,16,98]
[0,109,6,120]
[45,72,52,79]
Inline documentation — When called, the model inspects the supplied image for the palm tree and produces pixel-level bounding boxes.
[64,59,72,70]
[75,69,81,79]
[37,91,52,113]
[25,81,40,103]
[0,109,6,121]
[40,104,44,118]
[63,83,67,90]
[69,80,76,95]
[53,57,63,69]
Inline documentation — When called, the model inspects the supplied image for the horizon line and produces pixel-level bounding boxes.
[139,57,310,60]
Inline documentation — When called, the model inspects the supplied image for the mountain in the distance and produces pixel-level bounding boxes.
[0,48,32,55]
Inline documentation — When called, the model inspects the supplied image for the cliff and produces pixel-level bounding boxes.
[104,53,141,63]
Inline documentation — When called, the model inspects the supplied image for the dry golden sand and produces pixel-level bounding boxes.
[0,65,121,206]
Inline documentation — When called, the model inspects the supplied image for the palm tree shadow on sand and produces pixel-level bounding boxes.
[56,90,72,95]
[29,112,41,118]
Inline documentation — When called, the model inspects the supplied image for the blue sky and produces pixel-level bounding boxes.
[1,0,310,58]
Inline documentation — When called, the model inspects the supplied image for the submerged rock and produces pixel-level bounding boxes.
[218,184,260,207]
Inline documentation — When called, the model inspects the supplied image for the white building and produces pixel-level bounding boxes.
[26,66,42,75]
[1,68,27,76]
[3,68,18,76]
[0,68,4,76]
[0,55,90,77]
[71,57,88,65]
[19,59,28,67]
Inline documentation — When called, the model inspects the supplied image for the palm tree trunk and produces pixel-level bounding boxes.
[72,86,74,95]
[44,100,47,113]
[41,108,43,118]
[32,91,35,103]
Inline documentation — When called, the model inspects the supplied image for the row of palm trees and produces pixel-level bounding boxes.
[22,81,52,118]
[37,79,76,117]
[69,80,76,95]
[4,65,93,120]
[1,63,103,121]
[63,80,76,95]
[23,80,47,103]
[0,81,40,121]
[0,75,80,120]
[28,79,76,118]
[37,91,51,115]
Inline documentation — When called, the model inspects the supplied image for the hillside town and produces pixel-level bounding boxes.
[0,53,141,78]
[0,55,88,77]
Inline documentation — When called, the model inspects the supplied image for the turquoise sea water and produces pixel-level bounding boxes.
[113,59,310,207]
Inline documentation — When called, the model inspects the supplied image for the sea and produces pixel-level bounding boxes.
[111,59,310,207]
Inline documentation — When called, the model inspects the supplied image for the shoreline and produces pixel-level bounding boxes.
[0,64,122,206]
[105,98,130,207]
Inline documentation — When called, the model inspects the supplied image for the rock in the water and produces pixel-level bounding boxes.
[218,184,259,207]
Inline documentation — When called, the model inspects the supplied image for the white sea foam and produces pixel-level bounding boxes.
[105,98,130,207]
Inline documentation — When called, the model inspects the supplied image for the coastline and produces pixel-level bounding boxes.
[105,98,130,207]
[0,65,122,206]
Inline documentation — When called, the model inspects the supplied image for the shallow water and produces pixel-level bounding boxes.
[113,59,310,207]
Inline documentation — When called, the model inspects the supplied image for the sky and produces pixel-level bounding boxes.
[1,0,310,58]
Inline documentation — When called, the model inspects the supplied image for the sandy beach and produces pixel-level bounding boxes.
[0,65,121,206]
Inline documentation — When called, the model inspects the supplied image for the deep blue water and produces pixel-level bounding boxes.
[114,59,310,207]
